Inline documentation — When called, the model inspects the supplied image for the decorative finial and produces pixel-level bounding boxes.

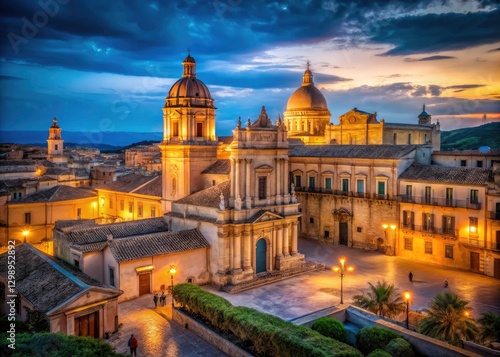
[237,116,242,129]
[247,117,251,128]
[188,48,191,56]
[423,104,425,111]
[306,60,310,70]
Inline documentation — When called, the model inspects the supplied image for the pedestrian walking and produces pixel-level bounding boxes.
[444,279,448,288]
[153,293,158,308]
[408,271,413,283]
[160,291,166,306]
[128,334,138,356]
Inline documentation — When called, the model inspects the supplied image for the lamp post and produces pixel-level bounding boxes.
[169,265,176,308]
[22,230,29,243]
[332,257,354,304]
[404,291,411,329]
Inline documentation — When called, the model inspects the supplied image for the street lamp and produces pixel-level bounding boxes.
[22,230,29,243]
[332,257,354,304]
[404,291,411,329]
[169,265,176,308]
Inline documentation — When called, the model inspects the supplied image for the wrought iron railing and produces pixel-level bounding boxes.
[398,195,481,209]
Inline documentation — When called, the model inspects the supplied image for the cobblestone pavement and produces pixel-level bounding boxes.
[108,294,228,357]
[206,238,500,321]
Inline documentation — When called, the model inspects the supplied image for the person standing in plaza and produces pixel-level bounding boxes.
[153,293,158,308]
[408,271,413,282]
[128,334,138,356]
[160,291,166,306]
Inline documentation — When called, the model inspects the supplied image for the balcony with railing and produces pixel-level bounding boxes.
[485,241,500,251]
[398,195,481,209]
[488,211,500,220]
[402,224,458,237]
[294,187,391,200]
[459,236,482,247]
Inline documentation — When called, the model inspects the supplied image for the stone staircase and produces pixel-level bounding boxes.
[221,261,324,294]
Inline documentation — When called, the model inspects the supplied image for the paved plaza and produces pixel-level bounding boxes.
[111,238,500,356]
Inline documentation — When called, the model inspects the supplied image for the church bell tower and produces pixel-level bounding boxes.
[47,117,66,163]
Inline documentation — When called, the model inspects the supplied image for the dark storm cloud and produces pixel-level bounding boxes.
[445,84,486,90]
[372,8,500,56]
[404,55,456,62]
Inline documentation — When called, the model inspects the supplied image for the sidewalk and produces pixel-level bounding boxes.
[108,294,228,357]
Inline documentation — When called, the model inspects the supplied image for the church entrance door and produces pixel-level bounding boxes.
[339,223,348,246]
[256,239,267,274]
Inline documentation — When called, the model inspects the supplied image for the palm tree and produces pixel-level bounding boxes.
[477,312,500,345]
[417,291,478,346]
[352,281,406,318]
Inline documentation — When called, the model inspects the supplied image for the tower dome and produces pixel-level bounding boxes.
[286,64,328,111]
[166,53,213,105]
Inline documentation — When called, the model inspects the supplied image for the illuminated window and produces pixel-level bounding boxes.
[402,211,414,229]
[173,122,179,137]
[100,197,105,208]
[128,202,133,214]
[425,241,433,254]
[151,206,156,218]
[469,217,478,235]
[422,213,434,232]
[445,245,454,259]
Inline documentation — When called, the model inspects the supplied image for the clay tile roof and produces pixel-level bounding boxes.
[95,173,160,194]
[109,229,209,263]
[432,149,500,157]
[133,175,162,197]
[175,180,230,208]
[0,245,120,314]
[289,145,419,159]
[72,241,108,253]
[399,164,491,185]
[201,160,230,174]
[63,217,168,245]
[9,185,96,204]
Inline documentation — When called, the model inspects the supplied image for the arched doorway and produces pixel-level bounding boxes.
[256,238,267,273]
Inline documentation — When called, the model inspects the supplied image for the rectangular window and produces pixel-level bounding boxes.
[309,176,315,189]
[469,217,478,235]
[402,211,414,229]
[77,208,81,217]
[128,202,133,214]
[325,178,332,190]
[425,186,431,204]
[445,245,454,259]
[406,185,412,197]
[74,259,80,269]
[109,267,115,287]
[100,197,105,208]
[342,178,349,192]
[324,230,329,238]
[377,181,385,195]
[425,241,433,254]
[109,199,113,209]
[138,204,143,218]
[295,175,302,188]
[476,160,483,168]
[258,177,267,200]
[422,213,434,232]
[356,179,364,193]
[24,212,31,224]
[173,122,179,137]
[470,189,478,204]
[446,188,453,205]
[309,217,314,224]
[196,122,203,137]
[55,144,58,150]
[120,200,124,210]
[151,206,156,218]
[442,215,455,235]
[404,237,413,251]
[460,160,467,167]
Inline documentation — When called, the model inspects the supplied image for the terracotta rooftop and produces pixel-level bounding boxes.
[0,244,120,314]
[399,164,492,185]
[60,217,168,245]
[95,173,161,195]
[289,145,419,159]
[433,149,500,157]
[201,160,230,174]
[9,185,96,204]
[175,180,230,208]
[109,229,209,263]
[133,175,162,197]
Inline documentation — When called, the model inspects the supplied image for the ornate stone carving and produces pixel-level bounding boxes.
[219,192,225,211]
[235,194,242,210]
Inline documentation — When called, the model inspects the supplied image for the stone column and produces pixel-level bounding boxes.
[243,231,252,271]
[283,159,290,203]
[235,159,240,200]
[291,221,298,255]
[230,159,235,204]
[275,158,281,204]
[233,234,242,273]
[245,159,252,209]
[276,225,283,257]
[283,223,290,256]
[217,232,227,274]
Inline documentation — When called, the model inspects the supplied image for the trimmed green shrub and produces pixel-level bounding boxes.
[0,332,125,357]
[366,349,391,357]
[311,317,347,342]
[356,326,399,355]
[173,283,363,357]
[384,337,414,357]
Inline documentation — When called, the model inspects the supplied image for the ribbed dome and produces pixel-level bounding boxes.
[286,65,328,110]
[168,77,212,99]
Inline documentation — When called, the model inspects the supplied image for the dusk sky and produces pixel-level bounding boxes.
[1,0,499,138]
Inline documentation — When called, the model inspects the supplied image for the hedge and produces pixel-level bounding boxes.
[366,349,392,357]
[356,326,399,355]
[311,317,348,342]
[173,283,363,357]
[384,337,414,357]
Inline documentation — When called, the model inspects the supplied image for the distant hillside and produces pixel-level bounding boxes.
[441,122,500,150]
